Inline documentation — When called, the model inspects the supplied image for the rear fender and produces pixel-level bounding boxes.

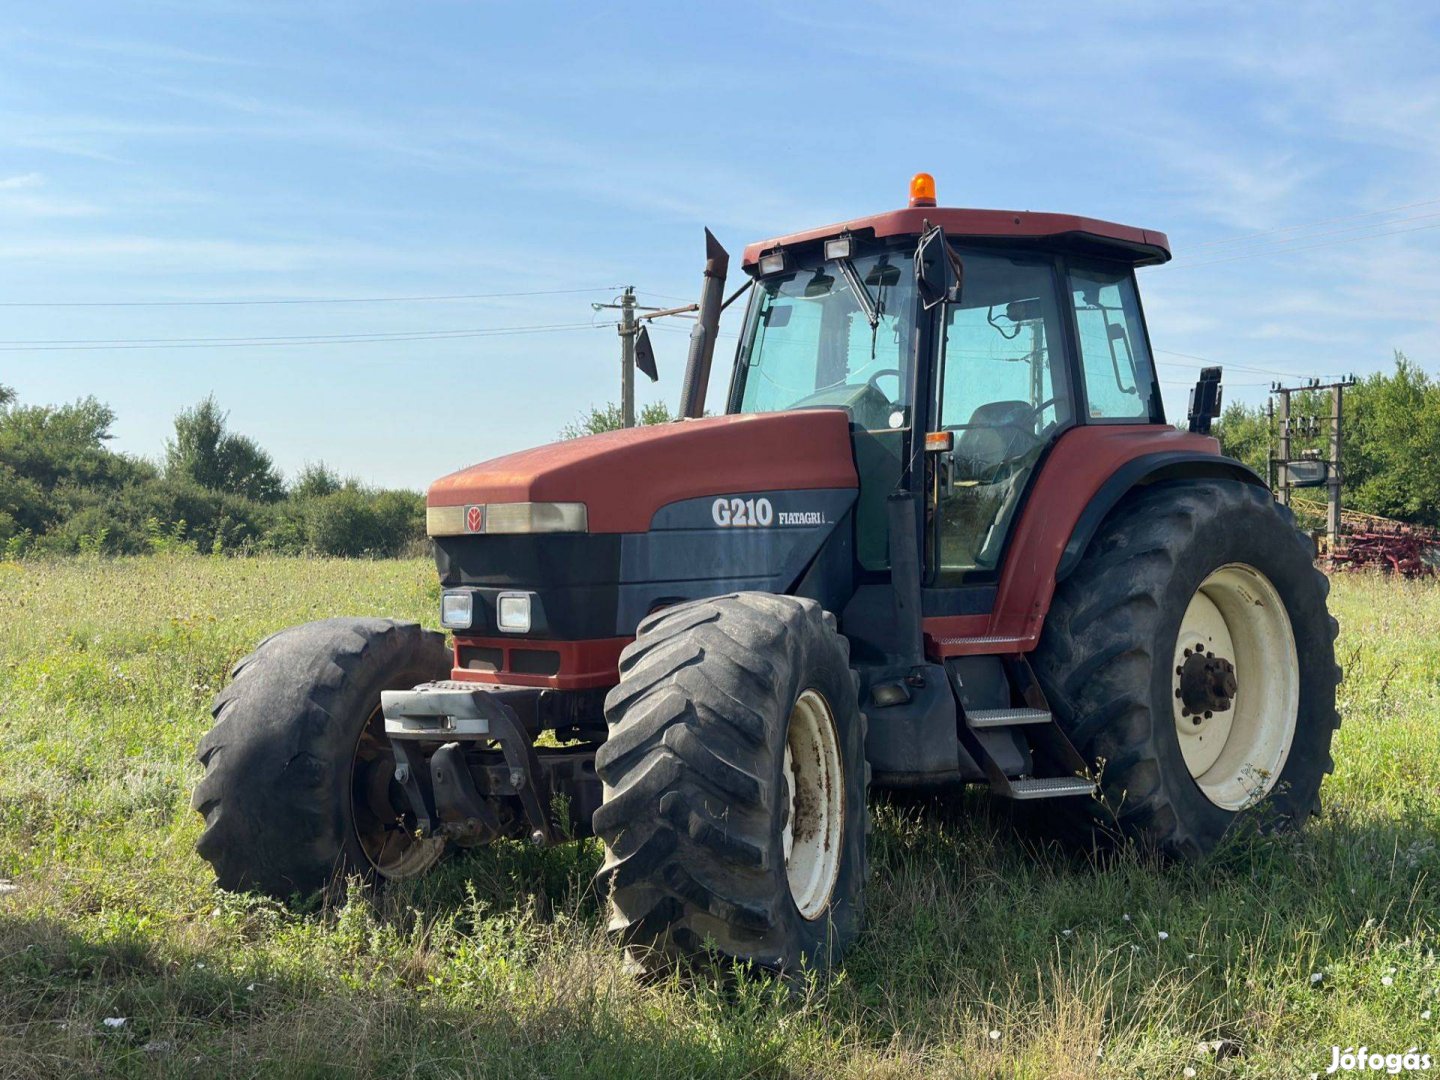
[1055,451,1267,582]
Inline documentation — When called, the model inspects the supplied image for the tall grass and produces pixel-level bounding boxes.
[0,557,1435,1078]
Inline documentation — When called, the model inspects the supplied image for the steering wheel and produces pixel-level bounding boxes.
[866,368,903,399]
[1026,396,1065,432]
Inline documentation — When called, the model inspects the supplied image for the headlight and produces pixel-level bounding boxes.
[426,501,587,536]
[440,591,474,629]
[495,592,532,633]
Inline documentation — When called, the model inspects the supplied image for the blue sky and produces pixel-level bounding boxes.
[2,1,1437,489]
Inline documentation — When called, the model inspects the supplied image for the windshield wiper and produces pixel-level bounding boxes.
[835,258,879,328]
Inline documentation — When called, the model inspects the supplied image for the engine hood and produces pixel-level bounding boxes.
[428,409,859,534]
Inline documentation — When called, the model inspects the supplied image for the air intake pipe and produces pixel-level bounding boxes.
[886,491,926,670]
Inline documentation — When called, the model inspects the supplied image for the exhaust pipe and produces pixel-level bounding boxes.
[678,228,729,419]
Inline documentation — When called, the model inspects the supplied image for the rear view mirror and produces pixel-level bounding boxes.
[865,259,901,288]
[916,226,963,309]
[634,323,658,382]
[804,270,835,297]
[763,304,793,328]
[1005,298,1042,323]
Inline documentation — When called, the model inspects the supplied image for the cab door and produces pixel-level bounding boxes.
[926,251,1075,589]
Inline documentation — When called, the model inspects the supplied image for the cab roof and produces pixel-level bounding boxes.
[741,206,1171,271]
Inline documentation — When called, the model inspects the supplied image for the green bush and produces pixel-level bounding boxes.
[0,388,429,558]
[299,487,425,557]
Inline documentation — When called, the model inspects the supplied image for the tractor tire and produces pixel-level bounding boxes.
[193,618,451,898]
[594,592,867,974]
[1031,478,1340,858]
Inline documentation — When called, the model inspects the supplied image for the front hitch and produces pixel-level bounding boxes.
[381,683,557,846]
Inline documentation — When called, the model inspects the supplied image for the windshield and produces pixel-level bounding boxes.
[734,248,918,431]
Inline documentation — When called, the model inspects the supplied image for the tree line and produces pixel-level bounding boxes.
[0,388,425,557]
[3,354,1431,559]
[1211,353,1440,528]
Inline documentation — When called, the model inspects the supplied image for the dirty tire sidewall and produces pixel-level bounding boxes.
[594,592,867,974]
[192,618,451,898]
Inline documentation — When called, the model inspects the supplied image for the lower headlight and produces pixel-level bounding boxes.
[440,591,474,630]
[496,592,532,633]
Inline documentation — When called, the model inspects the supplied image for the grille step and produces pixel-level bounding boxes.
[966,707,1052,729]
[1006,776,1096,800]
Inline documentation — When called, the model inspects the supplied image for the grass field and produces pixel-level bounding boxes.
[0,557,1436,1078]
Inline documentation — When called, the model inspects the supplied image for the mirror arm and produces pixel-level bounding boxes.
[720,280,753,312]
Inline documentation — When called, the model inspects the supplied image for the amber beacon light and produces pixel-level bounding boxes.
[909,172,937,208]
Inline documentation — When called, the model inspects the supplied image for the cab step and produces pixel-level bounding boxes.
[965,707,1051,729]
[1007,776,1096,800]
[949,655,1097,802]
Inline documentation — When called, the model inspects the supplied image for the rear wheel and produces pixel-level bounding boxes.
[1031,479,1340,857]
[594,592,867,973]
[193,618,451,897]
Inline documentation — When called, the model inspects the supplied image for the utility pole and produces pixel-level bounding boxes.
[1327,380,1349,550]
[619,287,636,429]
[1265,396,1274,491]
[592,287,641,428]
[592,287,701,428]
[1269,375,1355,552]
[1275,385,1291,507]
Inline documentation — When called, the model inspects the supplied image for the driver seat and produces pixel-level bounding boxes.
[952,400,1037,480]
[949,400,1042,570]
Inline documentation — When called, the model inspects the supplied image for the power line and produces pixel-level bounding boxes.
[1153,348,1332,380]
[0,321,607,352]
[1177,218,1440,268]
[0,321,601,345]
[1194,196,1440,249]
[0,285,628,309]
[636,288,700,304]
[1181,208,1440,258]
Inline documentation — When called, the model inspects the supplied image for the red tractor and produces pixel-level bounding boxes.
[194,175,1339,973]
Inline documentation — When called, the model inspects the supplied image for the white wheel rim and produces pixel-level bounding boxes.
[782,689,844,920]
[1172,563,1299,810]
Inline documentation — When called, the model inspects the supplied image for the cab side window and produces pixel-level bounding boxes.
[1068,266,1160,421]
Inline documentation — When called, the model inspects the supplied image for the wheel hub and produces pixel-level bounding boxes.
[1171,563,1299,810]
[1178,646,1237,718]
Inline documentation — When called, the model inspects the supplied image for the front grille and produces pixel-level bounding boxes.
[457,645,502,672]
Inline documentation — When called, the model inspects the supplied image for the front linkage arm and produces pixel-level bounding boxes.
[382,683,576,846]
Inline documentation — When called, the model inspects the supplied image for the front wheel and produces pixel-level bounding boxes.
[193,618,452,897]
[1031,479,1340,858]
[594,593,868,974]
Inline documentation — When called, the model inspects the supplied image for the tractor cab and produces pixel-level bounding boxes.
[722,175,1169,591]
